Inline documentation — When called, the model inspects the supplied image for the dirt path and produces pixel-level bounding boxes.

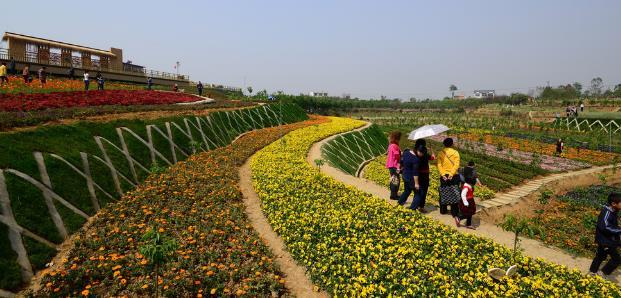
[239,161,328,298]
[307,123,621,284]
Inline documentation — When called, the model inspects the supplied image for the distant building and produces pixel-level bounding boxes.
[309,92,328,97]
[0,31,190,85]
[454,94,466,100]
[473,90,495,99]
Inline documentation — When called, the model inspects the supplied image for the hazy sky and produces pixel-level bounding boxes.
[2,0,620,99]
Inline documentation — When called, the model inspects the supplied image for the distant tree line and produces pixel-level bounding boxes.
[269,93,529,114]
[539,77,621,100]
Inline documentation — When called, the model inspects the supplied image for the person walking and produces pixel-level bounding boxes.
[456,172,477,229]
[197,81,204,97]
[386,131,402,200]
[397,148,416,206]
[147,77,153,90]
[22,65,29,83]
[437,137,461,216]
[590,193,621,278]
[97,75,105,90]
[580,102,585,112]
[408,143,435,212]
[83,71,90,91]
[0,62,8,85]
[38,67,47,87]
[68,67,75,80]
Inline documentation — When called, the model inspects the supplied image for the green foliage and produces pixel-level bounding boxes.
[501,215,544,260]
[140,227,178,297]
[321,124,388,175]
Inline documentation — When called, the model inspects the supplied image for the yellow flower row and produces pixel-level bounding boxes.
[251,117,619,297]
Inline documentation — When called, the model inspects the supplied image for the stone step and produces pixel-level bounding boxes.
[493,197,515,204]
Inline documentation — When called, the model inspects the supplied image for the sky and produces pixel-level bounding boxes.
[2,0,621,99]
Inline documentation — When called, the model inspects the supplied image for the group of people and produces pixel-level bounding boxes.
[82,71,106,91]
[0,59,48,86]
[0,57,107,90]
[566,104,584,118]
[386,132,480,229]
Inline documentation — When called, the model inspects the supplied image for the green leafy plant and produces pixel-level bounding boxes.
[500,215,543,261]
[150,162,168,174]
[314,158,324,170]
[598,173,608,186]
[140,227,178,298]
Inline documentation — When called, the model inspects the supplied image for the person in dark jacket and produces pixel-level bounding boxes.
[197,81,204,96]
[409,144,435,212]
[397,148,417,206]
[590,192,621,276]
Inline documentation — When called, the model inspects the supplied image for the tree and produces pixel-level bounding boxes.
[449,84,458,99]
[590,77,603,96]
[247,86,253,95]
[572,82,582,95]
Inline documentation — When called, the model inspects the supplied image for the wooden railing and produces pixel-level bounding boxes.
[0,48,188,82]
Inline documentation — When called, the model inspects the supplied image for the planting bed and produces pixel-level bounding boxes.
[0,103,307,292]
[0,90,202,112]
[35,119,321,297]
[518,185,621,258]
[457,132,621,166]
[251,117,619,296]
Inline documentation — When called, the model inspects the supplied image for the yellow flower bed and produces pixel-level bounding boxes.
[251,117,619,296]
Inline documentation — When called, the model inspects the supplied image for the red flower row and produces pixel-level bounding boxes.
[0,90,200,112]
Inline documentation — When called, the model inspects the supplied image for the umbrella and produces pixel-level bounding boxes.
[407,124,450,140]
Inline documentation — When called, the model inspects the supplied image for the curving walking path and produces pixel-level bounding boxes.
[308,122,621,284]
[239,160,328,298]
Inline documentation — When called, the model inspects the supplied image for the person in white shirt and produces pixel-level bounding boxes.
[84,72,90,91]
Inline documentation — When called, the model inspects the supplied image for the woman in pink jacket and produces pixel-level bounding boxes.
[386,131,402,200]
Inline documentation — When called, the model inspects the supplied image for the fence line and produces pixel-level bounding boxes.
[0,104,299,293]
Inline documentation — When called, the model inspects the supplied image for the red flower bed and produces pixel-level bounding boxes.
[0,90,200,112]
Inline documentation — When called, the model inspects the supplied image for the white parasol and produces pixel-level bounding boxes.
[407,124,450,140]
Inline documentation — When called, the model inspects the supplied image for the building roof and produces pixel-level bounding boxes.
[473,89,495,93]
[2,32,115,57]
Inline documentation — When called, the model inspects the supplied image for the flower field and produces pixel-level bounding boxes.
[35,117,325,297]
[0,75,142,94]
[251,117,620,296]
[362,156,496,204]
[457,132,621,166]
[0,90,201,112]
[520,185,621,258]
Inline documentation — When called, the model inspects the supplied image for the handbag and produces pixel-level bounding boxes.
[439,183,460,205]
[389,174,400,188]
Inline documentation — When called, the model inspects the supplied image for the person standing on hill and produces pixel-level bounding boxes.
[22,65,29,83]
[437,137,461,216]
[97,75,105,90]
[83,71,90,91]
[555,138,564,156]
[147,77,153,90]
[0,62,8,85]
[590,193,621,278]
[197,81,204,97]
[580,102,585,112]
[386,131,402,200]
[8,57,16,75]
[409,142,435,212]
[38,66,47,87]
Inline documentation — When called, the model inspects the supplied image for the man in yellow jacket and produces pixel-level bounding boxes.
[437,137,461,215]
